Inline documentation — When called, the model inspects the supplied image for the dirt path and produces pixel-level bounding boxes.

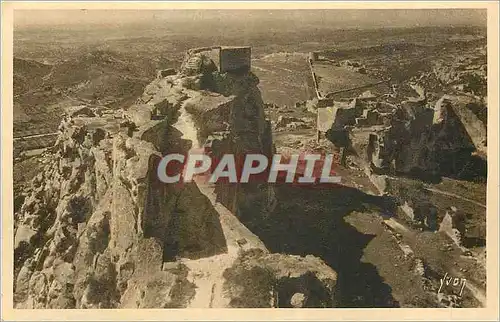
[182,180,268,308]
[181,253,235,308]
[172,101,268,308]
[424,187,486,208]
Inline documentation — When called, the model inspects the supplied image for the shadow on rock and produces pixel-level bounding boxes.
[142,126,228,262]
[239,184,400,307]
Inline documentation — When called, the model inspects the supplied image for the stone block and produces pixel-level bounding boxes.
[220,47,251,74]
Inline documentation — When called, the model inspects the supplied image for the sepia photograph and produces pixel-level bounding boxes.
[1,1,499,320]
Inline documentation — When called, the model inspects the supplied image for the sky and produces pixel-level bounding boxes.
[14,9,487,29]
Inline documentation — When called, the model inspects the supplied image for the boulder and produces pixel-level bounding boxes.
[183,92,235,138]
[439,207,466,246]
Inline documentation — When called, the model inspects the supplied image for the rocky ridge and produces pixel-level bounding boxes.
[13,49,338,308]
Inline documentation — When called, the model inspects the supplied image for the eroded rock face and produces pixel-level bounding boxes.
[119,239,197,308]
[14,121,164,308]
[439,207,467,247]
[13,48,338,309]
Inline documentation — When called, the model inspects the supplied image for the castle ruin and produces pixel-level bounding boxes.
[183,45,252,75]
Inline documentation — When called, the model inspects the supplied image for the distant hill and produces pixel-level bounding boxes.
[44,50,151,87]
[13,50,173,136]
[13,57,52,96]
[42,50,157,108]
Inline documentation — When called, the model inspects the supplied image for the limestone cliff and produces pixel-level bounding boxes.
[13,49,337,308]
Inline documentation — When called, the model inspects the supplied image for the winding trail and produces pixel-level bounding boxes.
[424,187,486,209]
[171,99,268,308]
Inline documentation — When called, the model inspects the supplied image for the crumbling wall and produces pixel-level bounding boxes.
[220,47,251,74]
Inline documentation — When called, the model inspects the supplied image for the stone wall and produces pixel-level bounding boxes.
[220,47,251,74]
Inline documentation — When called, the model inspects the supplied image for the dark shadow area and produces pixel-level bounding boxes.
[451,154,487,183]
[465,102,487,128]
[14,195,26,213]
[276,272,333,308]
[162,208,181,262]
[434,106,487,183]
[398,169,443,184]
[394,151,487,185]
[164,181,228,262]
[462,237,486,248]
[142,124,227,263]
[237,184,400,307]
[326,129,350,148]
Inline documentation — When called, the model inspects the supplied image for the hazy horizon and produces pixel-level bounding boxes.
[14,9,487,29]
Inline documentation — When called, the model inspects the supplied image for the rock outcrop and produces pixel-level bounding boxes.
[439,207,467,247]
[13,48,338,308]
[350,92,483,178]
